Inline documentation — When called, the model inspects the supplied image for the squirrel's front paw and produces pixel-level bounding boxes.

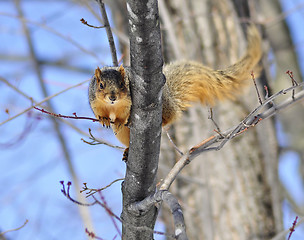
[98,116,111,128]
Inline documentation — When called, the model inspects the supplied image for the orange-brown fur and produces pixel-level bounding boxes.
[89,65,131,146]
[89,25,262,147]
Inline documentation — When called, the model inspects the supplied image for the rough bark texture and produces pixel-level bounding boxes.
[121,1,165,239]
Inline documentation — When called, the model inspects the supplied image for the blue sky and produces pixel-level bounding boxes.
[0,0,303,239]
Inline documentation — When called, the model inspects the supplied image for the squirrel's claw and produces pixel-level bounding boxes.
[122,148,129,162]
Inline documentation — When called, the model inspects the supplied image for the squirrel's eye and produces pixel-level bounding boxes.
[100,82,104,89]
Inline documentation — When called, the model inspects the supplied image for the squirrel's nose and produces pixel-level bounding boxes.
[109,95,117,102]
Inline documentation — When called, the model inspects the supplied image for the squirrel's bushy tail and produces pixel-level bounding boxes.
[162,25,262,125]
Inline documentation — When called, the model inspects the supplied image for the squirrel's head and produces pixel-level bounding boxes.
[93,65,128,105]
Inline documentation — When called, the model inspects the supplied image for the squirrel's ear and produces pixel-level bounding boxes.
[118,64,125,81]
[94,67,102,81]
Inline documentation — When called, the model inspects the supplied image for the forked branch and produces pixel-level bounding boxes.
[160,82,304,191]
[129,190,187,240]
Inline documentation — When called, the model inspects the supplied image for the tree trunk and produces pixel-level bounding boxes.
[158,0,281,239]
[120,0,164,239]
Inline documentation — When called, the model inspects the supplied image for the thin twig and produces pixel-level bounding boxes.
[61,181,98,207]
[0,77,35,102]
[251,71,262,105]
[81,128,124,149]
[34,106,100,122]
[165,128,183,156]
[81,178,124,198]
[270,217,304,240]
[264,2,304,27]
[286,70,299,100]
[0,12,101,61]
[80,18,105,29]
[208,107,222,135]
[264,85,269,99]
[61,181,123,225]
[78,0,129,47]
[96,0,118,66]
[0,112,37,148]
[1,76,121,149]
[97,192,122,237]
[0,76,90,126]
[287,216,298,240]
[118,54,125,65]
[85,228,105,240]
[0,220,29,236]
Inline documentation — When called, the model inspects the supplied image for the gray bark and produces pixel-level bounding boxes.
[121,0,165,239]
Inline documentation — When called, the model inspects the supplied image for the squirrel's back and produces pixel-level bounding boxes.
[162,25,262,125]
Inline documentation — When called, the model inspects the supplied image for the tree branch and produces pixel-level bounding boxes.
[161,83,304,191]
[96,0,118,66]
[129,190,188,240]
[1,76,122,149]
[270,217,304,240]
[0,76,90,126]
[0,12,101,61]
[0,220,28,236]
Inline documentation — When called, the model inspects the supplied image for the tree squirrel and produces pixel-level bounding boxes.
[89,25,262,147]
